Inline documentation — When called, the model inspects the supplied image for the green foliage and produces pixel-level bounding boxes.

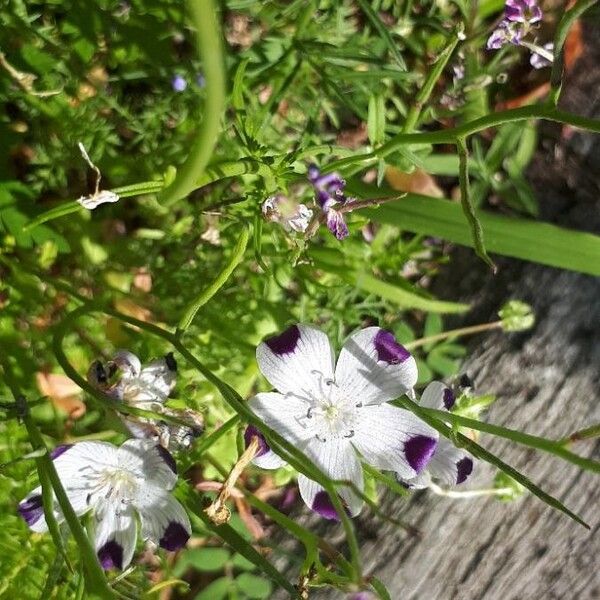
[1,0,599,598]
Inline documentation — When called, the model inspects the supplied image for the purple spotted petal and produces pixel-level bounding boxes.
[244,425,270,457]
[98,540,123,570]
[443,388,455,410]
[50,444,73,460]
[326,210,349,240]
[265,325,300,355]
[373,329,411,364]
[159,521,190,551]
[156,445,177,474]
[311,491,340,521]
[18,494,44,527]
[456,457,474,484]
[404,435,437,474]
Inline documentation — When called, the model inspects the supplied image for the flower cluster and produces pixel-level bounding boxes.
[244,324,474,519]
[307,165,353,240]
[87,350,203,451]
[19,439,191,570]
[487,0,542,49]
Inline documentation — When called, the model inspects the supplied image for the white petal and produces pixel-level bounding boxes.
[400,470,431,490]
[253,451,288,470]
[112,351,142,379]
[352,403,438,479]
[256,324,335,398]
[94,502,137,570]
[53,442,119,487]
[297,438,364,519]
[427,439,474,486]
[117,439,178,490]
[78,190,120,210]
[247,392,313,448]
[135,486,191,551]
[125,355,176,404]
[420,381,456,411]
[335,327,418,406]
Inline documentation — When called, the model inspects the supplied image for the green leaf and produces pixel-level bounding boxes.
[194,577,231,600]
[182,547,231,573]
[235,573,272,599]
[367,94,386,146]
[362,195,600,276]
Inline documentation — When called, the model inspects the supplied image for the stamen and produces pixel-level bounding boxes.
[344,430,355,438]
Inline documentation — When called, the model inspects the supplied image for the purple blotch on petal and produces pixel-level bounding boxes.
[50,444,73,460]
[156,445,177,474]
[98,540,123,570]
[311,491,340,521]
[456,457,474,484]
[165,352,177,372]
[265,325,300,355]
[159,521,190,551]
[443,388,455,410]
[244,425,269,457]
[18,494,44,527]
[404,435,437,474]
[373,329,411,364]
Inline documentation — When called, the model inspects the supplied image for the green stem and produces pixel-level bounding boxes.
[0,363,113,598]
[457,136,495,270]
[420,406,600,474]
[549,0,598,106]
[159,0,226,206]
[325,105,600,174]
[403,33,460,132]
[557,423,600,446]
[405,321,503,350]
[176,224,249,335]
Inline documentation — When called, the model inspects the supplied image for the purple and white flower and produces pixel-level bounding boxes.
[88,350,176,406]
[246,324,439,520]
[18,439,191,570]
[88,351,203,450]
[486,0,542,50]
[262,194,313,233]
[399,381,474,490]
[307,165,353,240]
[504,0,542,24]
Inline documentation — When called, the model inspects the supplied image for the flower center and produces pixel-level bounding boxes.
[93,468,138,505]
[293,372,359,442]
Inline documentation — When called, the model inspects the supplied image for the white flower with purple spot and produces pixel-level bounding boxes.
[399,381,474,490]
[88,351,203,450]
[530,42,554,69]
[307,165,352,240]
[245,324,439,520]
[18,439,191,570]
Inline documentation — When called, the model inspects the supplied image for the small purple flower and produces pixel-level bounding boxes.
[196,73,206,88]
[171,75,187,92]
[504,0,542,24]
[487,21,524,49]
[307,164,353,240]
